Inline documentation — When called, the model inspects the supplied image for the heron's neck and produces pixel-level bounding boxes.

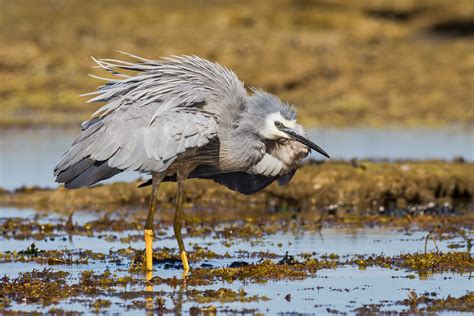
[218,127,264,171]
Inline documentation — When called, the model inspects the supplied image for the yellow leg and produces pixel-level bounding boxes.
[174,172,190,274]
[144,229,154,271]
[143,174,161,272]
[181,250,190,273]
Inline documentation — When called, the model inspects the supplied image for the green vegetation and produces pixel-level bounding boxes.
[1,0,472,128]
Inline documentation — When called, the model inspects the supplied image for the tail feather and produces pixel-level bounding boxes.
[55,157,122,189]
[55,157,92,184]
[55,116,122,189]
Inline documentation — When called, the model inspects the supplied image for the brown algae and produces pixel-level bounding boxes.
[351,251,474,274]
[185,288,268,304]
[1,161,472,219]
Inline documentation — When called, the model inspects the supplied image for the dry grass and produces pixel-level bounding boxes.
[0,0,473,128]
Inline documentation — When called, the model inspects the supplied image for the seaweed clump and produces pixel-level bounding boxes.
[0,243,107,265]
[186,288,268,303]
[400,291,474,313]
[352,251,474,274]
[0,268,72,306]
[147,256,339,287]
[0,268,140,307]
[422,291,474,313]
[187,256,339,284]
[354,291,474,314]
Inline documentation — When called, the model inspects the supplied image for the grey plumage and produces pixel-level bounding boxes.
[54,52,329,193]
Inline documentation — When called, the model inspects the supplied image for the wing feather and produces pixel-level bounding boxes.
[87,53,246,118]
[55,53,242,187]
[55,101,218,184]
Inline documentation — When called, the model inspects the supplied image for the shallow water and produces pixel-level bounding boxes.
[0,207,465,257]
[1,127,473,190]
[0,207,472,314]
[5,266,468,315]
[309,127,474,162]
[0,128,138,190]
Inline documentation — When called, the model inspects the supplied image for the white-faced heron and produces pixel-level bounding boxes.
[54,52,330,275]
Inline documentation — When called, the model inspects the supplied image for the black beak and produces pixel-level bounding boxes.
[281,127,330,159]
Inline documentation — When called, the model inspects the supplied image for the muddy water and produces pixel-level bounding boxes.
[1,127,473,190]
[0,207,472,314]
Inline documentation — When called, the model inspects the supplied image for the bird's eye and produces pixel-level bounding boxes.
[274,121,283,128]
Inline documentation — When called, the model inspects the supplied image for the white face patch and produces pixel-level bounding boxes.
[259,112,297,140]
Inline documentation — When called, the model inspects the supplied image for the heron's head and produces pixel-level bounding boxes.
[246,89,330,159]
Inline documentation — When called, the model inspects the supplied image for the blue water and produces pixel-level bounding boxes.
[308,127,473,161]
[1,127,472,190]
